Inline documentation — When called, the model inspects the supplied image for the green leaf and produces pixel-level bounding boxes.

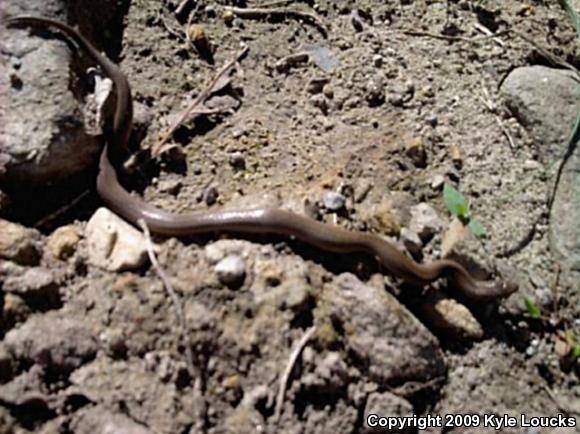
[573,345,580,359]
[525,298,542,319]
[443,183,470,219]
[468,219,486,238]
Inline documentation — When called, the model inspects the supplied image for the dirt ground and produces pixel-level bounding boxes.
[1,0,580,433]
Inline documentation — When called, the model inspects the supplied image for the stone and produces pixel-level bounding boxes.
[86,208,148,272]
[501,65,579,162]
[501,67,580,283]
[315,273,445,384]
[323,191,346,211]
[2,23,100,184]
[47,224,80,260]
[215,254,246,287]
[420,293,484,340]
[431,174,445,190]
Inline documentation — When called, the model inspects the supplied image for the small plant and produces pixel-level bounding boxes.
[524,298,542,319]
[557,329,580,360]
[442,183,486,238]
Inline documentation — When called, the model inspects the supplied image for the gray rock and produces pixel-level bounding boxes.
[203,185,219,206]
[550,143,580,280]
[323,191,346,211]
[1,16,100,184]
[502,67,580,280]
[215,254,246,286]
[501,65,579,162]
[315,273,445,384]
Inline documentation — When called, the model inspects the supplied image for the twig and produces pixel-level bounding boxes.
[477,81,517,151]
[400,29,510,43]
[473,22,505,47]
[175,0,193,17]
[138,219,197,377]
[251,0,296,8]
[34,189,90,229]
[152,46,249,157]
[224,6,327,36]
[274,326,316,422]
[159,13,186,41]
[138,219,207,432]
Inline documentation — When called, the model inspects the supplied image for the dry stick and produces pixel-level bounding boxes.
[175,0,193,17]
[138,219,207,431]
[251,0,297,8]
[477,82,516,151]
[274,326,317,422]
[400,29,510,43]
[472,22,505,47]
[224,6,327,36]
[34,189,90,229]
[152,46,249,157]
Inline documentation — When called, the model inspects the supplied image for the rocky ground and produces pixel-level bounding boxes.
[1,0,579,433]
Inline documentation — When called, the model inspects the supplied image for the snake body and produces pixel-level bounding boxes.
[6,16,517,301]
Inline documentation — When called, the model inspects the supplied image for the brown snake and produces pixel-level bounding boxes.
[6,16,517,301]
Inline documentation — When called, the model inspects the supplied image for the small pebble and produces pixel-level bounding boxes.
[323,191,346,211]
[322,84,334,99]
[215,255,246,287]
[204,186,219,206]
[351,13,363,32]
[157,179,182,196]
[426,113,438,127]
[372,54,384,68]
[526,338,540,357]
[431,174,445,190]
[229,152,246,170]
[47,225,80,260]
[387,92,404,107]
